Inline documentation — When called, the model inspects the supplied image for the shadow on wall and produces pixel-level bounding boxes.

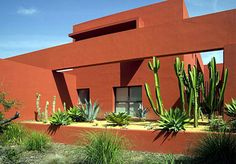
[120,60,143,86]
[52,71,73,108]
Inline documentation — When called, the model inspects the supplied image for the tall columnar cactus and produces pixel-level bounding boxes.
[63,102,67,111]
[52,96,56,113]
[44,101,49,122]
[174,57,185,111]
[144,56,164,115]
[183,65,194,116]
[189,66,199,127]
[36,93,41,121]
[202,57,228,118]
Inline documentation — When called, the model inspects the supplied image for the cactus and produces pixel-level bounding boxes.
[44,101,49,122]
[144,57,164,115]
[189,66,199,127]
[174,57,185,111]
[36,93,41,121]
[52,96,56,113]
[202,57,228,119]
[63,102,66,111]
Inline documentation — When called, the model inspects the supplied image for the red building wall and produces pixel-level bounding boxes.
[1,0,236,120]
[0,59,77,121]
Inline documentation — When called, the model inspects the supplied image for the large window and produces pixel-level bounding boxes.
[114,86,142,116]
[77,88,90,104]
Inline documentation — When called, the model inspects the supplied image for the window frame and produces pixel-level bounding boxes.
[114,86,142,115]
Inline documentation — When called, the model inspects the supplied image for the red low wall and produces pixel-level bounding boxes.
[21,122,207,154]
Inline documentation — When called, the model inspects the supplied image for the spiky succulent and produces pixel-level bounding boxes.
[225,99,236,118]
[105,112,131,126]
[49,110,71,126]
[158,108,190,132]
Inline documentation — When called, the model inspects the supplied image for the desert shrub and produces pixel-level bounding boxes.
[49,110,71,126]
[67,106,86,122]
[0,146,21,164]
[192,133,236,164]
[23,131,51,151]
[209,118,229,132]
[0,123,28,145]
[105,112,131,126]
[83,132,126,164]
[225,98,236,118]
[158,108,190,132]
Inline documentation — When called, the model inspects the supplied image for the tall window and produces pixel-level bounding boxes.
[77,88,90,104]
[114,86,142,116]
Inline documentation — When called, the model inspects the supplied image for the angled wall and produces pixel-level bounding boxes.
[0,59,77,121]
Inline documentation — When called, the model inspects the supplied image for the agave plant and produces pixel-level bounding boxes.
[81,99,100,122]
[49,110,71,126]
[225,98,236,118]
[158,108,190,132]
[105,112,131,126]
[136,103,149,120]
[67,106,86,122]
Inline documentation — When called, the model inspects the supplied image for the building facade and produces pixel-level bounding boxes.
[1,0,236,120]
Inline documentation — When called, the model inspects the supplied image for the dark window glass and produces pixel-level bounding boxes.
[77,88,89,104]
[114,86,142,116]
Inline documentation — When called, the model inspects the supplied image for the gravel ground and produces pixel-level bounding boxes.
[0,143,191,164]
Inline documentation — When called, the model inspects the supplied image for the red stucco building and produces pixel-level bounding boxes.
[1,0,236,120]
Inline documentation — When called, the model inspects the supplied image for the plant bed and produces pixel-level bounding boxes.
[20,121,212,154]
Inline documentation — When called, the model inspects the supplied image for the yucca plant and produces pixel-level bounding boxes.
[81,99,100,122]
[158,108,190,132]
[67,106,86,122]
[225,98,236,118]
[49,110,71,126]
[105,112,131,126]
[193,133,236,164]
[83,132,126,164]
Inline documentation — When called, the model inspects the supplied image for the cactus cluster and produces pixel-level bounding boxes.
[146,56,228,128]
[202,57,228,118]
[35,94,61,122]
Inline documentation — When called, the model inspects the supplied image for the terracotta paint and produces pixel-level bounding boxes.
[22,122,206,154]
[1,0,235,121]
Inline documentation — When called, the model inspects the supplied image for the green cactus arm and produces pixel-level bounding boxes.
[144,83,159,115]
[217,68,228,108]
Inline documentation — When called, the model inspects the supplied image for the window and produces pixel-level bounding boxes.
[77,88,90,104]
[114,86,142,116]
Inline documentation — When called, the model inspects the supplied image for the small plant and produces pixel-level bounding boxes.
[136,104,148,120]
[193,133,236,164]
[105,112,131,126]
[67,106,86,122]
[158,108,190,132]
[81,99,100,122]
[0,123,28,145]
[209,117,228,132]
[83,132,126,164]
[23,131,51,151]
[225,98,236,118]
[49,110,71,126]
